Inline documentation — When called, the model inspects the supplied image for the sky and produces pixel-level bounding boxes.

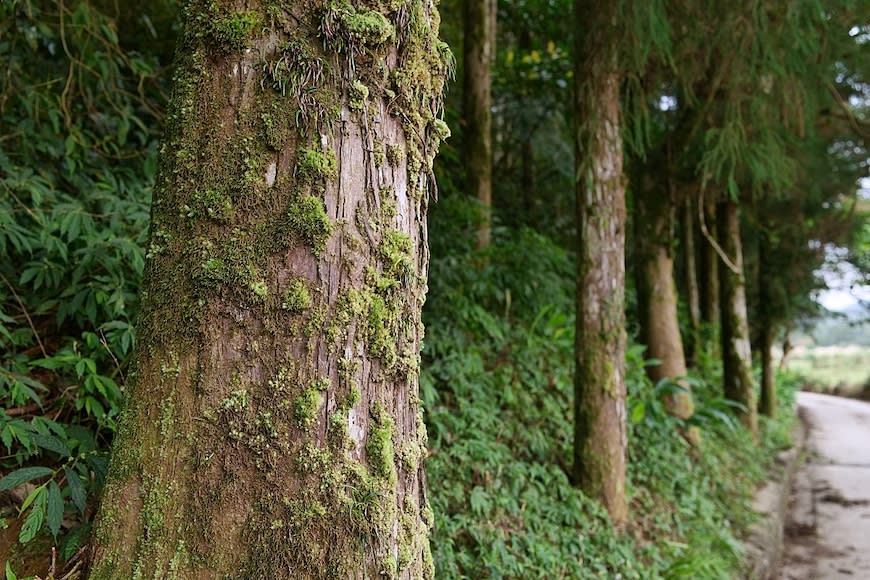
[816,178,869,312]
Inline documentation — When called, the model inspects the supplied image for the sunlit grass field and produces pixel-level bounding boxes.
[787,345,870,397]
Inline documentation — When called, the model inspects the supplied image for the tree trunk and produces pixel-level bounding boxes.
[463,0,496,248]
[518,29,536,225]
[717,200,758,437]
[759,241,776,417]
[89,2,450,578]
[635,187,694,420]
[682,198,702,368]
[700,195,720,356]
[572,0,628,526]
[759,324,777,418]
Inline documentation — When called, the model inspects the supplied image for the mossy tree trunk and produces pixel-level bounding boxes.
[717,200,758,437]
[89,1,450,577]
[682,197,702,368]
[572,0,628,526]
[635,185,694,420]
[463,0,495,248]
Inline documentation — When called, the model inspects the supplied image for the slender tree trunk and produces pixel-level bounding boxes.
[89,2,450,577]
[682,198,702,368]
[635,188,694,419]
[464,0,496,248]
[572,0,627,526]
[759,324,777,418]
[700,195,720,356]
[518,29,536,225]
[717,200,758,437]
[759,240,776,417]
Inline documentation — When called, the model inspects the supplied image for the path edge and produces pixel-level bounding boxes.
[743,409,808,580]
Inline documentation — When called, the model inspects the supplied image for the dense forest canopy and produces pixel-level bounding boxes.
[0,0,868,577]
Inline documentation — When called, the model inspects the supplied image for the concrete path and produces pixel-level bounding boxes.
[778,392,870,579]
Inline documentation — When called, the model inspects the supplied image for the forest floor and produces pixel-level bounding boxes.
[778,392,870,579]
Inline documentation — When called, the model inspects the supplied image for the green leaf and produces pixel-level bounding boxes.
[60,522,91,560]
[19,493,46,543]
[31,433,72,457]
[0,466,53,491]
[631,402,646,424]
[5,561,18,580]
[20,485,45,513]
[47,481,63,538]
[64,467,87,514]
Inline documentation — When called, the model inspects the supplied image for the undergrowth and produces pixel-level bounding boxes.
[422,199,797,578]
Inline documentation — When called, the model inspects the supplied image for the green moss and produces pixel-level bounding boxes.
[249,279,268,300]
[386,144,404,167]
[186,189,233,223]
[297,147,337,181]
[211,10,262,51]
[349,79,369,111]
[366,402,396,483]
[295,386,323,430]
[373,140,386,165]
[282,279,312,313]
[379,229,413,277]
[338,356,360,387]
[366,294,399,368]
[262,108,291,151]
[379,188,397,219]
[347,385,361,408]
[287,195,334,253]
[321,3,396,50]
[397,440,424,472]
[295,443,332,475]
[219,389,249,413]
[432,118,451,140]
[159,394,176,443]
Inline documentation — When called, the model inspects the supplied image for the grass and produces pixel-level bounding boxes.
[786,346,870,397]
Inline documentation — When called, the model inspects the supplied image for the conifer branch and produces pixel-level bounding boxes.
[697,188,742,276]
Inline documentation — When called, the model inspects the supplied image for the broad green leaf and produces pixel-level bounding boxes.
[64,467,87,514]
[631,402,646,425]
[19,495,46,543]
[31,434,71,457]
[47,481,63,538]
[0,467,53,492]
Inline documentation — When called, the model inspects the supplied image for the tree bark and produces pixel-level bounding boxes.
[572,0,628,526]
[463,0,496,248]
[759,324,777,418]
[682,198,702,368]
[89,2,450,577]
[759,240,776,417]
[635,187,694,420]
[717,200,758,437]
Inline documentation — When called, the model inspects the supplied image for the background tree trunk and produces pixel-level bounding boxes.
[682,198,702,368]
[572,0,628,526]
[635,187,694,420]
[717,200,758,437]
[759,325,777,418]
[464,0,496,248]
[89,1,450,577]
[700,195,720,356]
[758,240,776,417]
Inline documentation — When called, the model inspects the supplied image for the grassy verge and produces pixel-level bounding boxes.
[422,224,798,578]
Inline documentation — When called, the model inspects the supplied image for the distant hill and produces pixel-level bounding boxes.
[812,307,870,346]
